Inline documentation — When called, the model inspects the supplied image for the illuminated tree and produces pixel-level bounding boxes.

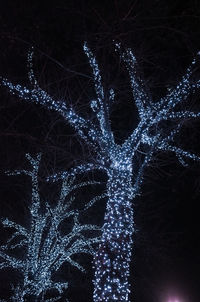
[0,153,102,301]
[1,43,200,301]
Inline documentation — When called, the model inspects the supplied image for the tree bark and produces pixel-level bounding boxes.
[93,168,134,302]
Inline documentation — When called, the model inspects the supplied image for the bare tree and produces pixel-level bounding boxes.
[1,43,200,301]
[0,153,103,301]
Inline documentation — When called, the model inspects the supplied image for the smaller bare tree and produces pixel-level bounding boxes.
[0,153,103,301]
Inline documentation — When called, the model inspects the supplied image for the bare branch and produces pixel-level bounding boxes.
[0,154,101,301]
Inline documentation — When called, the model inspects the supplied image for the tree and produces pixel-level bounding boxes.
[1,42,200,301]
[0,153,102,301]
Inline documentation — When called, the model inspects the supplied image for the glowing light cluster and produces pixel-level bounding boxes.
[0,154,101,301]
[1,42,200,301]
[93,168,134,301]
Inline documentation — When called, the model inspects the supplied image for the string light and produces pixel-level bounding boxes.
[0,154,102,301]
[1,42,200,301]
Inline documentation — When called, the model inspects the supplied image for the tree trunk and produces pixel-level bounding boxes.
[93,167,134,302]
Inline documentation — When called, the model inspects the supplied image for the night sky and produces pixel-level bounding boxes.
[0,1,200,301]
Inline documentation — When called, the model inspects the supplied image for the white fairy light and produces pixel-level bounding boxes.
[0,154,102,301]
[1,43,200,301]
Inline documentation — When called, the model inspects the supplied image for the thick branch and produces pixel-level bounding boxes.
[115,42,152,116]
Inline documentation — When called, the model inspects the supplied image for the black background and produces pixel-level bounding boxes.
[0,1,200,301]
